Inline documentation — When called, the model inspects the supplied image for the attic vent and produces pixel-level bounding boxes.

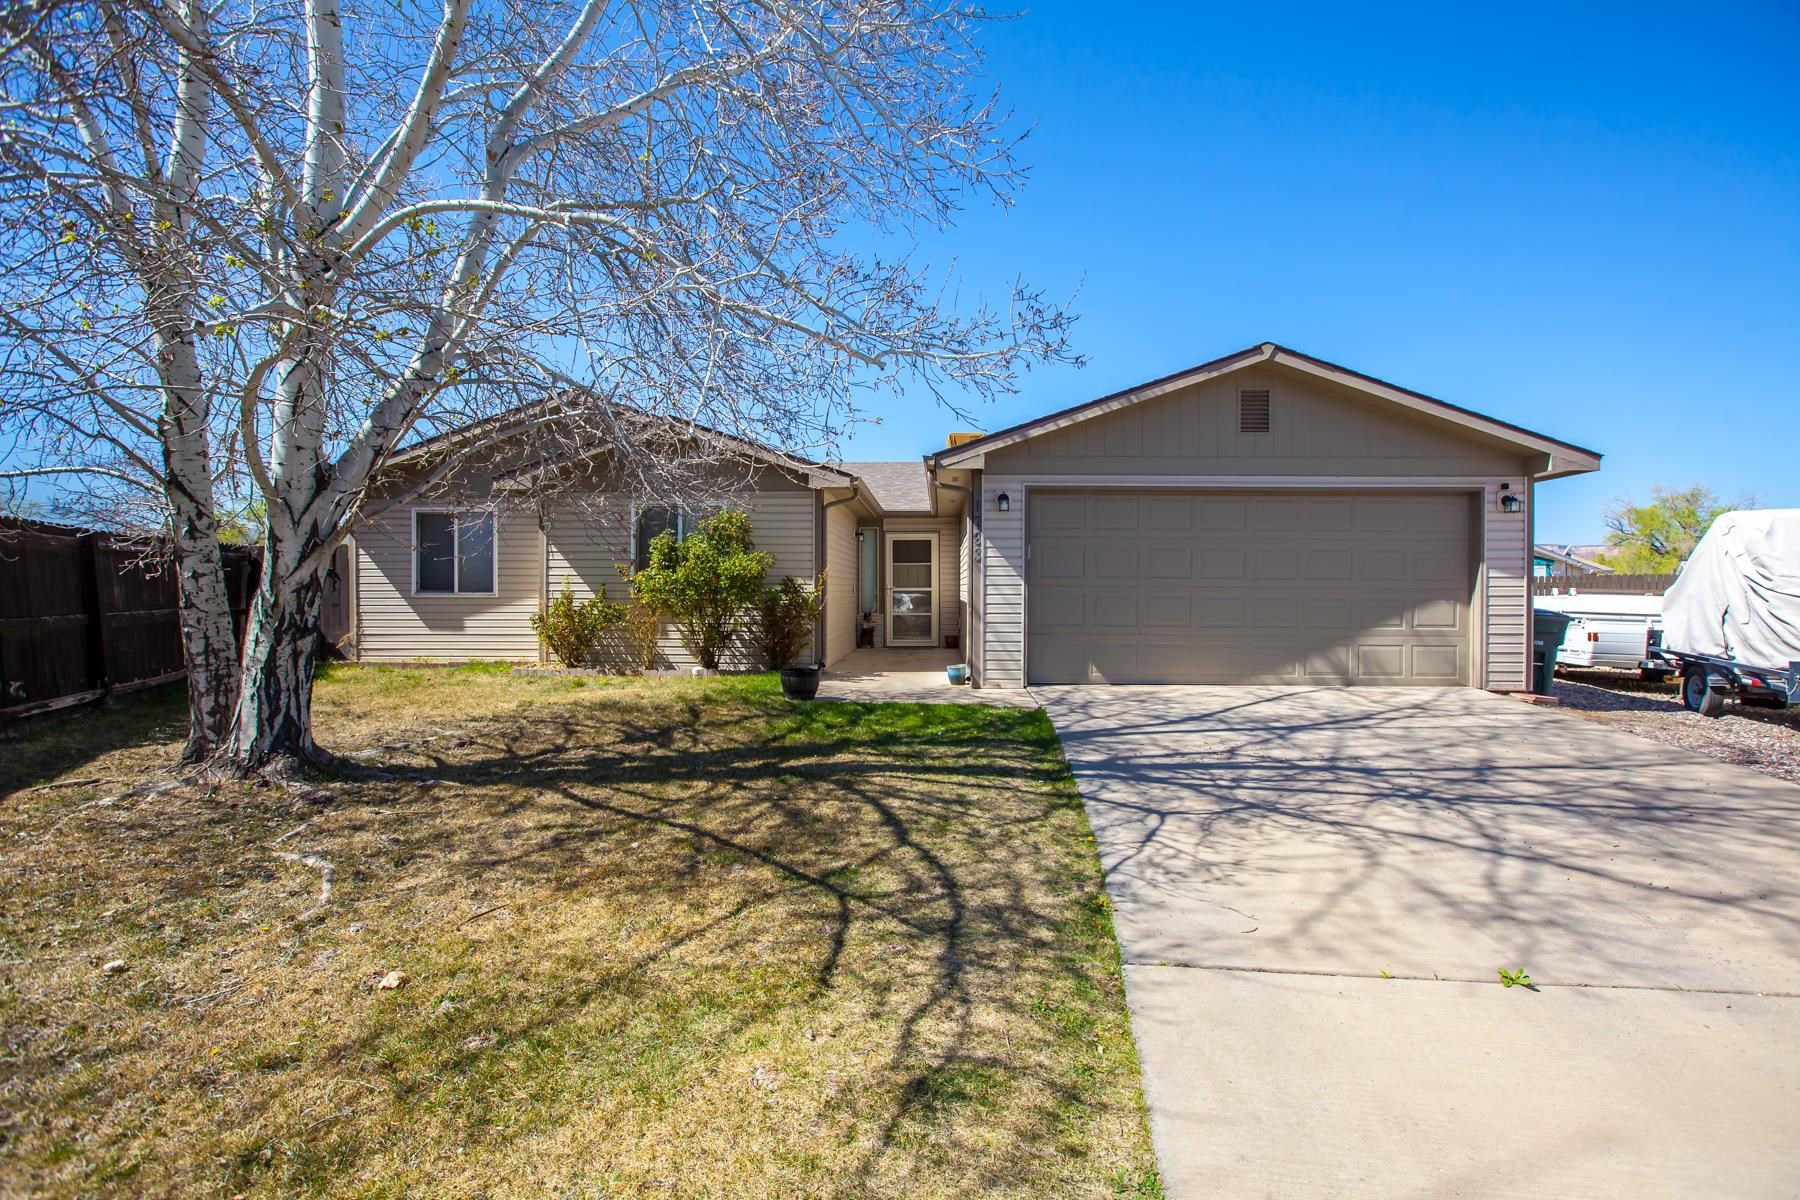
[1238,389,1272,434]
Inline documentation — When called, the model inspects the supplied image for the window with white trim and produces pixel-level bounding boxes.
[634,505,693,571]
[413,510,496,595]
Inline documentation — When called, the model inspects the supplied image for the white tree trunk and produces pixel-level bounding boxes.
[220,533,329,772]
[157,327,240,762]
[3,0,1076,774]
[219,308,335,772]
[155,1,238,761]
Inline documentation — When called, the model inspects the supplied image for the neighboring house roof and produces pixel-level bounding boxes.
[841,461,932,514]
[1534,544,1614,572]
[929,342,1603,480]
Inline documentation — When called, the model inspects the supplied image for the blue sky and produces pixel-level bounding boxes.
[839,0,1800,543]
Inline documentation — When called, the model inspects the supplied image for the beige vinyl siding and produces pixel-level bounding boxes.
[355,506,542,661]
[823,502,859,665]
[967,469,983,682]
[978,479,1026,686]
[1483,477,1531,691]
[542,490,816,669]
[355,465,819,665]
[959,514,972,643]
[542,500,631,603]
[984,364,1525,478]
[976,475,1531,690]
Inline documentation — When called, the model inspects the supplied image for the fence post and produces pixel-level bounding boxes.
[76,532,111,699]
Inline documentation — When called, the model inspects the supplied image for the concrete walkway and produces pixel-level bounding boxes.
[817,648,1038,706]
[1034,685,1800,1199]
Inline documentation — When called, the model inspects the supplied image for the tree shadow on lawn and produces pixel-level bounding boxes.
[0,682,190,795]
[2,678,1157,1200]
[336,693,1139,1196]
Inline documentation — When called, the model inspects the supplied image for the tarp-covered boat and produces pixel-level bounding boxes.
[1662,509,1800,670]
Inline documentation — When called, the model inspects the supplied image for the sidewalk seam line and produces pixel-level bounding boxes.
[1122,960,1799,999]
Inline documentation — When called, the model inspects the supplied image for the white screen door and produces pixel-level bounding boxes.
[886,533,937,647]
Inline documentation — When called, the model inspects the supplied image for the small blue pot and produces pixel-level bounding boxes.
[946,664,969,685]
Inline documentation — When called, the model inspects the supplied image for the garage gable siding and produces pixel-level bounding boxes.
[983,364,1528,478]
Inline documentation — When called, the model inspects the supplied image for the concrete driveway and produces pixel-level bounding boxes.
[1035,686,1800,1200]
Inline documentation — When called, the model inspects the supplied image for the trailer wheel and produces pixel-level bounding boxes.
[1681,667,1728,718]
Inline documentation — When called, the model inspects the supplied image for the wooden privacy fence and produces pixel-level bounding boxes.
[1533,571,1677,596]
[0,520,261,723]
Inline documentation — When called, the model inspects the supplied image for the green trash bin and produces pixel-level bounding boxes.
[1532,608,1573,695]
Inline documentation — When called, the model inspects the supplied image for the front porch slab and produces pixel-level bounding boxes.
[818,649,1037,707]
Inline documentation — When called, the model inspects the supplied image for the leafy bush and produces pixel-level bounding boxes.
[615,566,665,672]
[629,510,772,670]
[529,579,624,667]
[752,574,826,669]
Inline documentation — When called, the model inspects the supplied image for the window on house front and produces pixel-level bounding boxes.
[414,510,496,595]
[634,506,692,571]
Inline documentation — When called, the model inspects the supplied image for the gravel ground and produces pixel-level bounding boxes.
[1551,667,1800,784]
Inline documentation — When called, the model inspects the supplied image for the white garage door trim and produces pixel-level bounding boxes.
[1013,480,1495,688]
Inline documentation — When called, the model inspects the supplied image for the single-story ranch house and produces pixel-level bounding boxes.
[343,342,1600,690]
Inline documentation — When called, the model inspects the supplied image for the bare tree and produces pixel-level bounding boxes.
[0,0,1075,774]
[0,0,246,758]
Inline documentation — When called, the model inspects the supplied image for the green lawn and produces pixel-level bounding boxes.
[0,667,1160,1198]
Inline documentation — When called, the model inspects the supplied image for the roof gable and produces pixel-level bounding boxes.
[931,343,1601,479]
[841,461,932,513]
[384,401,854,490]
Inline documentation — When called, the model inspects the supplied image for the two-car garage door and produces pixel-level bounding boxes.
[1027,491,1475,686]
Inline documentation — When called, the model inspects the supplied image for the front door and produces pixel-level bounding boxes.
[886,533,937,647]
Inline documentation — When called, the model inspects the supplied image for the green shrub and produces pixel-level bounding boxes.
[614,566,665,672]
[629,510,772,670]
[752,574,826,669]
[529,579,624,667]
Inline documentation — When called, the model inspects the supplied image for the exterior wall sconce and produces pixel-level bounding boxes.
[996,492,1010,513]
[1499,486,1521,514]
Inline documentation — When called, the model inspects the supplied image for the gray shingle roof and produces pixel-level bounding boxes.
[843,461,931,513]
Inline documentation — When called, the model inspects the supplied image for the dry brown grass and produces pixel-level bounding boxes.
[0,667,1159,1199]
